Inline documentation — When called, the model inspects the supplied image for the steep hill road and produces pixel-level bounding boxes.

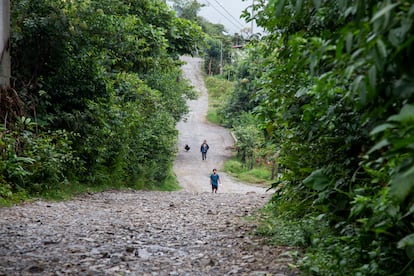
[174,56,270,194]
[0,57,298,276]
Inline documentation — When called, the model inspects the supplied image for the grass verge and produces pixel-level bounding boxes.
[204,76,234,125]
[222,156,274,187]
[0,166,181,207]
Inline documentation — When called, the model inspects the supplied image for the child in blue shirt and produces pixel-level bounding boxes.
[210,168,221,193]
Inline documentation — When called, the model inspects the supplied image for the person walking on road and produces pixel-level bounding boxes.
[200,139,209,160]
[210,168,221,193]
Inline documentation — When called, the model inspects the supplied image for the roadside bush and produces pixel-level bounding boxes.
[0,118,79,195]
[204,76,234,125]
[223,158,244,174]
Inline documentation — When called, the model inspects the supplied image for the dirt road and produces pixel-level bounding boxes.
[174,56,270,194]
[0,57,298,276]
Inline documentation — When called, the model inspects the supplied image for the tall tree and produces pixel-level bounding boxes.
[172,0,204,22]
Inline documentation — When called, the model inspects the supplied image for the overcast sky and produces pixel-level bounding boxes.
[198,0,263,35]
[166,0,262,36]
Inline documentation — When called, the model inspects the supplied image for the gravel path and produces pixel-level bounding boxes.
[0,57,298,276]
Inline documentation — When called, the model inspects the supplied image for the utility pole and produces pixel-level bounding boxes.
[0,0,10,88]
[219,40,223,75]
[251,0,254,36]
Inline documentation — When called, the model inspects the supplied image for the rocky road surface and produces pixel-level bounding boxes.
[0,57,298,275]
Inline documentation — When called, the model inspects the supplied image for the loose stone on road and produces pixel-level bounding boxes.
[0,191,297,275]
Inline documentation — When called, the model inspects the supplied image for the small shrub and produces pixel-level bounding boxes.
[223,158,243,174]
[205,76,234,125]
[223,156,272,187]
[245,168,271,180]
[206,110,220,125]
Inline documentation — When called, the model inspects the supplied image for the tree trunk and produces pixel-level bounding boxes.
[0,0,10,88]
[270,151,279,180]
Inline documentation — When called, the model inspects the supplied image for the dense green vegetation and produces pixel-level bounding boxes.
[1,0,203,204]
[213,0,414,275]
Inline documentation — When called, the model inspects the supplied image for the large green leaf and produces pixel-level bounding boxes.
[370,123,395,136]
[398,233,414,260]
[303,169,330,191]
[367,139,390,155]
[370,3,399,23]
[388,104,414,124]
[312,0,321,9]
[390,166,414,202]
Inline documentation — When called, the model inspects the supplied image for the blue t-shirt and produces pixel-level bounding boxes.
[210,173,220,186]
